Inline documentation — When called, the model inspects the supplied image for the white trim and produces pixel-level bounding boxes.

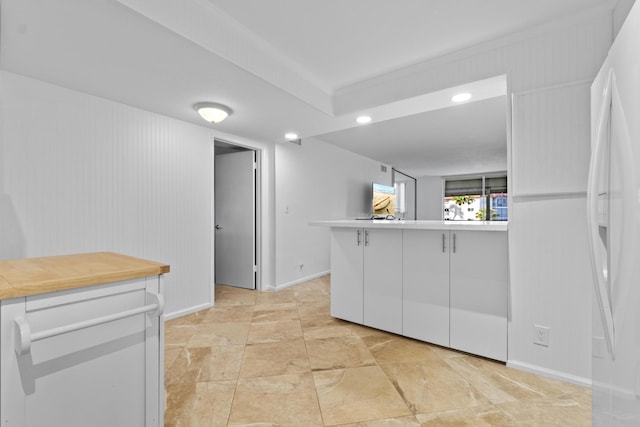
[507,359,592,388]
[591,379,637,400]
[275,271,331,291]
[512,191,587,200]
[511,78,593,97]
[210,135,216,306]
[164,302,212,321]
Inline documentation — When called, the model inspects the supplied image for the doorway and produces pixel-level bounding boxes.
[393,169,417,220]
[214,139,260,290]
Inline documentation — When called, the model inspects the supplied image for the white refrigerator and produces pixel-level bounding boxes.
[588,1,640,425]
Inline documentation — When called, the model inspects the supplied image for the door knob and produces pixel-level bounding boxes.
[215,225,223,230]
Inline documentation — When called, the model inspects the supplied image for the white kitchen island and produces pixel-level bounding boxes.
[312,220,508,361]
[0,252,169,427]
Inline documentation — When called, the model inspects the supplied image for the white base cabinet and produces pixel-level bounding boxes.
[330,228,364,324]
[330,228,403,334]
[363,229,403,334]
[1,276,164,427]
[330,225,508,361]
[403,230,450,347]
[450,230,508,361]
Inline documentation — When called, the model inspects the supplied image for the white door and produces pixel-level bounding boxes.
[215,150,256,289]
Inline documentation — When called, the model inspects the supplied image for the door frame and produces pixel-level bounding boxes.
[212,138,262,295]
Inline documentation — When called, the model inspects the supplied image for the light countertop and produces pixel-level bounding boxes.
[310,219,508,231]
[0,252,170,299]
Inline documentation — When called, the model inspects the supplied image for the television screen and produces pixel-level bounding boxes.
[372,183,396,216]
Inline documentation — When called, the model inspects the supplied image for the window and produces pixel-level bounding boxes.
[443,174,508,221]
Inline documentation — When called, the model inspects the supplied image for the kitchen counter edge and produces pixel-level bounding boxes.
[310,220,508,231]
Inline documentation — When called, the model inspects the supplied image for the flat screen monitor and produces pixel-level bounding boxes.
[372,183,396,216]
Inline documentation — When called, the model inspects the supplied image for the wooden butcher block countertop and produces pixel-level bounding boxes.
[0,252,170,299]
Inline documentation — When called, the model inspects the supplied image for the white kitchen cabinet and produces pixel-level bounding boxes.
[330,227,403,333]
[0,252,168,427]
[363,228,403,334]
[402,230,450,347]
[330,227,364,323]
[449,230,508,361]
[325,222,508,362]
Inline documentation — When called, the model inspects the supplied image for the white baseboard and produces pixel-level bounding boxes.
[165,272,331,319]
[275,270,330,291]
[164,302,212,321]
[507,360,592,388]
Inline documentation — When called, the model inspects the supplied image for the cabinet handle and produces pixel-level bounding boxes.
[364,230,369,246]
[13,292,165,356]
[357,229,361,246]
[453,233,456,253]
[442,233,446,253]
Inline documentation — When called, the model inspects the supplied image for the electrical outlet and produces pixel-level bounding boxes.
[533,325,550,347]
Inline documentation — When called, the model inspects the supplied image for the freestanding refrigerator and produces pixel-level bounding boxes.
[588,1,640,425]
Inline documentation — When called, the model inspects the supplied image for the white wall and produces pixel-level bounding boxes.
[416,176,443,220]
[274,137,390,289]
[0,71,214,318]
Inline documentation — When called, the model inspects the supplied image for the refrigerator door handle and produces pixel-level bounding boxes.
[587,68,616,359]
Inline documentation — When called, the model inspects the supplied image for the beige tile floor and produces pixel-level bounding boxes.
[164,275,591,426]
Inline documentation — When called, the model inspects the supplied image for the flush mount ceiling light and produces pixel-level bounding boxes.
[285,132,299,140]
[356,115,372,124]
[193,102,232,123]
[451,93,472,103]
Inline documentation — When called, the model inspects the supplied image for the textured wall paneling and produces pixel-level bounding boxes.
[1,72,214,317]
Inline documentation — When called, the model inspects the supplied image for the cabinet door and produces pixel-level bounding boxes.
[363,228,403,334]
[1,277,163,427]
[330,228,364,323]
[450,230,508,361]
[403,230,450,346]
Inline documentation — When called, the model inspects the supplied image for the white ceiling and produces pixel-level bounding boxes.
[206,0,614,91]
[315,96,507,177]
[0,0,616,177]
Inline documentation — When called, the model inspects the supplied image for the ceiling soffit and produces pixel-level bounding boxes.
[116,0,333,115]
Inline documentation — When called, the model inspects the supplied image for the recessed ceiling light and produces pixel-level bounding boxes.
[285,132,299,140]
[451,93,472,103]
[356,115,372,124]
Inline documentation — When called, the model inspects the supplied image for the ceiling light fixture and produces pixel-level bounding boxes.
[356,115,372,124]
[285,132,299,140]
[194,102,232,123]
[451,93,472,103]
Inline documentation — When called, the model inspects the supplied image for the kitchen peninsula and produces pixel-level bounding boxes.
[0,252,169,427]
[312,220,508,361]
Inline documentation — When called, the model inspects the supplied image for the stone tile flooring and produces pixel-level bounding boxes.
[164,275,591,426]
